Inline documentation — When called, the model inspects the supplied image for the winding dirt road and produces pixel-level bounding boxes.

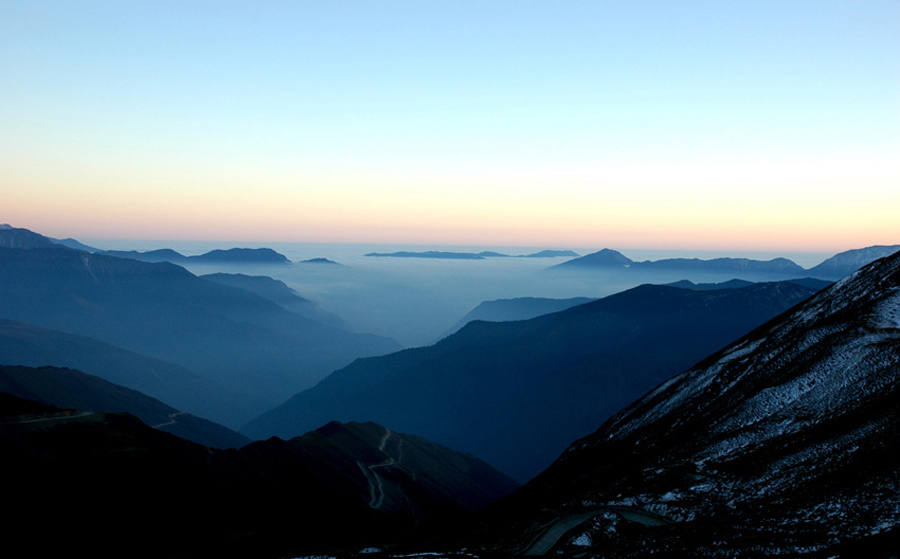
[522,506,673,555]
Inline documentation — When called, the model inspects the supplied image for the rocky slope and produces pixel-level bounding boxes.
[484,249,900,557]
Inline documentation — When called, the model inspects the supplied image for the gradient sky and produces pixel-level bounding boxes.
[2,1,898,251]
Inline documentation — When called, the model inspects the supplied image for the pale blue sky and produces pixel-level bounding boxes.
[2,1,898,250]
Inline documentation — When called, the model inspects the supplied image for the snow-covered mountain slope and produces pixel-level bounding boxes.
[489,250,900,557]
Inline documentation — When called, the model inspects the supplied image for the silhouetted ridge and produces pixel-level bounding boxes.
[243,280,818,482]
[807,244,900,279]
[2,396,517,558]
[99,246,291,264]
[0,364,249,448]
[0,243,399,428]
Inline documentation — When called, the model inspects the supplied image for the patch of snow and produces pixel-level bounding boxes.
[718,338,766,363]
[874,289,900,329]
[659,491,681,502]
[571,533,592,547]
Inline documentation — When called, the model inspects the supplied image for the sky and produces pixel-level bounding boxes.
[2,1,898,252]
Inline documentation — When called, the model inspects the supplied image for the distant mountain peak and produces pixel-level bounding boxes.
[552,248,634,268]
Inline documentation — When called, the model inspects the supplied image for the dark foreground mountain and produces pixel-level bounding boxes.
[0,364,248,448]
[1,395,517,559]
[477,249,900,557]
[0,240,399,428]
[244,281,819,482]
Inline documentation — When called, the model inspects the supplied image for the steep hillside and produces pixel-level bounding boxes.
[0,242,398,427]
[807,245,900,279]
[0,320,252,422]
[0,364,249,448]
[1,397,517,559]
[484,250,900,557]
[244,281,818,482]
[440,296,596,338]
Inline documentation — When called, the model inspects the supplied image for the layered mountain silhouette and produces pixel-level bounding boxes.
[0,223,59,250]
[200,272,348,328]
[554,248,635,268]
[1,393,517,559]
[0,223,101,253]
[441,296,596,338]
[0,364,248,448]
[665,277,833,291]
[0,227,399,428]
[806,244,900,279]
[100,246,292,264]
[0,319,251,422]
[480,249,900,557]
[551,246,899,281]
[243,280,821,482]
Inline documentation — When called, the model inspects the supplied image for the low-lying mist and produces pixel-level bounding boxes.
[91,240,830,348]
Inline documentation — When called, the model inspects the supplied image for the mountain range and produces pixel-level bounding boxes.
[243,280,822,482]
[100,246,292,265]
[2,222,899,557]
[1,385,517,558]
[0,226,399,427]
[440,296,596,338]
[0,319,251,424]
[552,246,900,281]
[476,248,900,557]
[0,363,249,448]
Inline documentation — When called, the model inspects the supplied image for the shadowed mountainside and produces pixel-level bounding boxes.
[440,296,596,339]
[0,237,399,428]
[478,250,900,557]
[243,281,821,482]
[1,394,518,559]
[0,364,249,448]
[0,319,252,422]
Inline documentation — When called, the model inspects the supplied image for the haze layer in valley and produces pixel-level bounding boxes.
[89,239,836,348]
